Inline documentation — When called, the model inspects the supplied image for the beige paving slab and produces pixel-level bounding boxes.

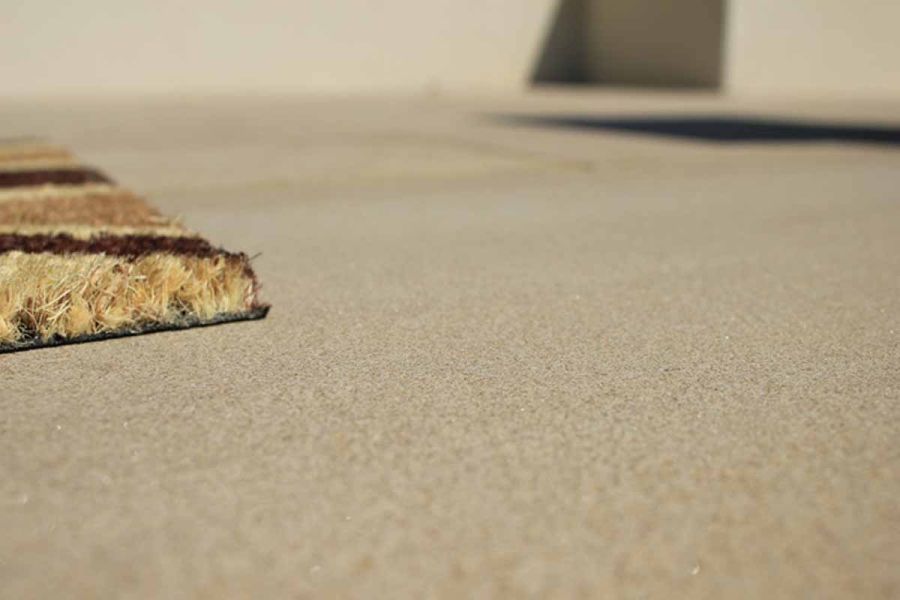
[1,91,899,599]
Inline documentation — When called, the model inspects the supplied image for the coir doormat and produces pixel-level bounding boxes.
[0,140,269,353]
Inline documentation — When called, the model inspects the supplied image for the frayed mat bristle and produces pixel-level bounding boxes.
[0,141,268,352]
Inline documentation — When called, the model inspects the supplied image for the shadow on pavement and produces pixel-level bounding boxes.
[497,115,900,146]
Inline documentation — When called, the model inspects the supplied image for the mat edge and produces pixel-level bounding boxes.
[0,305,270,355]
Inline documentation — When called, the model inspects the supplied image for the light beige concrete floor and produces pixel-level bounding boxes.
[1,90,899,599]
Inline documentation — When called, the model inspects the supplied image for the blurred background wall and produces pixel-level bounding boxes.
[725,0,900,95]
[0,0,558,95]
[2,0,898,96]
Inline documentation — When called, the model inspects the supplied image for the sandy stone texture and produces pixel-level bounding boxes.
[1,90,899,598]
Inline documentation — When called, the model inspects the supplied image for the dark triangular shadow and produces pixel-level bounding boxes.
[530,0,586,84]
[529,0,725,88]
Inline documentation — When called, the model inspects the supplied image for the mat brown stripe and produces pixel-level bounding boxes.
[0,146,72,163]
[0,157,79,172]
[0,192,168,227]
[0,168,112,188]
[0,233,240,259]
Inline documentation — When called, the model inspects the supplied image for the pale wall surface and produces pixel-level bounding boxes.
[725,0,900,95]
[4,0,900,96]
[1,0,556,95]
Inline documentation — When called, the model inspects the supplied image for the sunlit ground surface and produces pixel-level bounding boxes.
[2,89,899,598]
